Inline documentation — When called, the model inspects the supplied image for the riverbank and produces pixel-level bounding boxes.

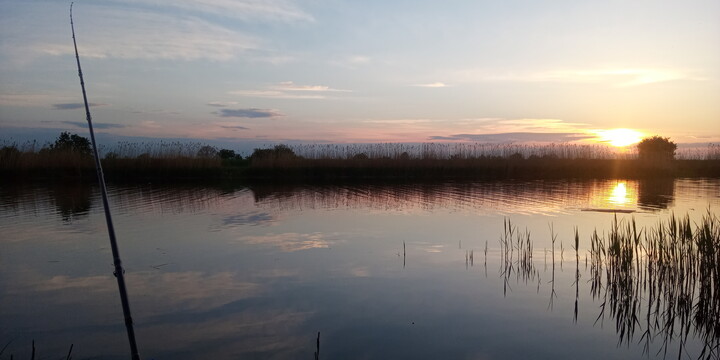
[2,156,719,182]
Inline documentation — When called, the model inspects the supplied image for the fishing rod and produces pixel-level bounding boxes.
[70,3,141,359]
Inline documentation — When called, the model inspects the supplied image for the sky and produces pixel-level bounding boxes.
[1,0,719,152]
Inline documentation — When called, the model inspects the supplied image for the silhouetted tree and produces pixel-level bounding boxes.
[218,149,240,160]
[249,144,298,161]
[637,136,676,161]
[271,144,297,158]
[49,132,92,155]
[196,145,218,158]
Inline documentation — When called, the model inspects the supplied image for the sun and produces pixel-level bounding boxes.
[594,128,644,147]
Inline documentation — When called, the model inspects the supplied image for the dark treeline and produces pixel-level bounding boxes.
[2,133,719,181]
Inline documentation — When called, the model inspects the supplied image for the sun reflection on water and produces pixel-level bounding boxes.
[609,182,627,205]
[607,182,635,207]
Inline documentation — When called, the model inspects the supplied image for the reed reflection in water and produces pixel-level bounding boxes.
[249,178,687,215]
[502,214,720,359]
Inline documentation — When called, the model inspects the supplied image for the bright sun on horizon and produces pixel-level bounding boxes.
[594,128,645,147]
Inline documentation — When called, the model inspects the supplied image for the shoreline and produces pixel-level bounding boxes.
[2,158,719,183]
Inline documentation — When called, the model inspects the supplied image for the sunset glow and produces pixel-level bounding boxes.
[594,129,645,147]
[0,1,718,149]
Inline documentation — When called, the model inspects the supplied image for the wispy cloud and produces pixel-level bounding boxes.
[116,0,314,23]
[229,90,325,99]
[218,108,283,118]
[219,125,250,130]
[0,94,80,107]
[60,121,126,129]
[23,6,258,61]
[530,68,699,87]
[350,117,593,144]
[272,81,350,92]
[492,118,588,132]
[412,82,449,88]
[52,102,108,110]
[429,132,593,143]
[362,119,434,125]
[230,81,351,99]
[457,67,701,87]
[207,101,240,107]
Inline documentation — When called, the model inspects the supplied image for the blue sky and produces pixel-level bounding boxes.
[1,0,718,151]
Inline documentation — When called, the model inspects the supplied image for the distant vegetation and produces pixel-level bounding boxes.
[1,132,230,179]
[637,135,677,161]
[242,140,719,180]
[1,132,719,181]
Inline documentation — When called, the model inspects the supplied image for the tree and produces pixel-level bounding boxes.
[637,136,677,161]
[271,144,297,159]
[49,132,92,155]
[218,149,240,160]
[249,144,298,161]
[196,145,218,158]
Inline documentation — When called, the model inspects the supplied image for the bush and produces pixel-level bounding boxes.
[196,145,218,158]
[49,132,92,156]
[218,149,241,160]
[249,144,299,162]
[637,136,676,161]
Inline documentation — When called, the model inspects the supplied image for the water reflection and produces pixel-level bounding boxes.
[607,181,632,206]
[494,215,720,359]
[637,177,675,210]
[0,179,702,221]
[249,180,651,215]
[1,179,719,359]
[239,232,333,252]
[50,182,93,222]
[587,215,720,359]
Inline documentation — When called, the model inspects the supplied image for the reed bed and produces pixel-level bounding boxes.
[499,219,540,296]
[496,213,719,359]
[246,143,720,180]
[3,140,719,180]
[586,213,719,359]
[276,142,620,161]
[676,144,720,160]
[100,140,213,159]
[1,140,224,179]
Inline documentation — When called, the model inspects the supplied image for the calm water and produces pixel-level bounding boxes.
[1,179,719,359]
